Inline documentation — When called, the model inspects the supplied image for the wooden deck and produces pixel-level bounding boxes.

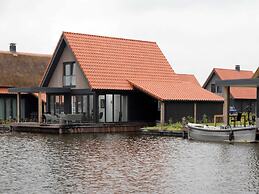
[10,122,152,134]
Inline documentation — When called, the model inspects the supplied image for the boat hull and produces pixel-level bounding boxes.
[187,124,257,143]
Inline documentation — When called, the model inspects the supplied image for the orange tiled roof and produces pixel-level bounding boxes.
[230,87,256,99]
[214,68,253,80]
[214,68,256,99]
[176,73,200,86]
[62,32,222,101]
[129,79,223,101]
[64,32,175,90]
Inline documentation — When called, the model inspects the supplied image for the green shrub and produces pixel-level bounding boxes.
[186,116,194,123]
[202,114,208,123]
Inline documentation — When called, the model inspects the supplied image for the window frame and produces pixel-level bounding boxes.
[63,61,76,87]
[211,84,216,93]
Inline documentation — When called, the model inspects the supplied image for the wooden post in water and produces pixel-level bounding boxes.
[160,101,165,125]
[38,92,42,123]
[223,86,230,125]
[16,92,20,123]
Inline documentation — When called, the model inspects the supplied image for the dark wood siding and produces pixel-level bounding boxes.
[165,101,223,123]
[196,102,223,122]
[165,101,194,123]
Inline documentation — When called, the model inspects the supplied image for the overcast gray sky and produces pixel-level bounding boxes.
[0,0,259,84]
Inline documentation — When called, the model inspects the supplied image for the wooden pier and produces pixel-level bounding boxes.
[10,122,151,134]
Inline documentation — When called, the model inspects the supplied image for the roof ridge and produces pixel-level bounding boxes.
[63,31,157,44]
[176,73,194,76]
[214,67,253,72]
[0,50,51,57]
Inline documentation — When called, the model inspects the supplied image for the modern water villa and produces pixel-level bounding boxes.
[9,32,223,133]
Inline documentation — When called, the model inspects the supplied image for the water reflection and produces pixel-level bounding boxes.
[0,133,258,193]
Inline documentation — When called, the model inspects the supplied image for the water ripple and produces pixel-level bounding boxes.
[0,133,258,193]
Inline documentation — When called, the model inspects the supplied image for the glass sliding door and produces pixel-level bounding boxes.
[106,94,113,122]
[49,95,64,115]
[55,95,64,114]
[114,95,121,122]
[98,95,105,122]
[97,94,128,123]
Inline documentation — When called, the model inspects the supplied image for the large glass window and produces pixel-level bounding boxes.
[55,96,64,114]
[71,95,94,122]
[106,94,113,122]
[63,62,76,87]
[114,95,121,122]
[98,94,128,123]
[49,95,64,114]
[98,95,105,122]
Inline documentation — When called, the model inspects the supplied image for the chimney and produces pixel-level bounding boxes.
[9,43,16,52]
[235,65,240,71]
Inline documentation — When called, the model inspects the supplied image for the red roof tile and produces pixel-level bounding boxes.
[176,74,200,86]
[60,32,222,101]
[214,68,256,99]
[64,32,175,90]
[214,68,253,80]
[230,87,256,99]
[129,80,223,101]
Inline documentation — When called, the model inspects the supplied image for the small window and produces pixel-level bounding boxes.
[211,84,216,93]
[63,62,76,87]
[216,86,222,93]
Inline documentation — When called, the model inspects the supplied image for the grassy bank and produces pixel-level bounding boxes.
[143,122,183,131]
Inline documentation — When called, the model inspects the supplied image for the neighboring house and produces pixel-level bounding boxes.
[203,65,256,113]
[0,44,50,121]
[34,32,222,123]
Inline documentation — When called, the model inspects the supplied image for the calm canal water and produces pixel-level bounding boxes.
[0,133,258,194]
